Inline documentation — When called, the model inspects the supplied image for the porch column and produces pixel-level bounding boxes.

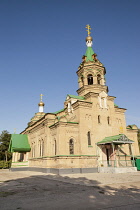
[112,143,116,167]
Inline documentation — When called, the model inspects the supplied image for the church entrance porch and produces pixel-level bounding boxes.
[96,134,137,173]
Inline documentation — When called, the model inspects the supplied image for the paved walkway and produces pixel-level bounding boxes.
[0,170,140,209]
[1,170,140,186]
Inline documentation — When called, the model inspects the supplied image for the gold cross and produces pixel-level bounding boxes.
[40,94,44,101]
[14,128,16,134]
[86,24,91,36]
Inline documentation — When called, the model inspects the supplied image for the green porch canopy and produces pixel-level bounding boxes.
[97,134,134,145]
[9,134,31,153]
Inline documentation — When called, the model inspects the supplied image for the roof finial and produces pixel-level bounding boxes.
[40,93,44,102]
[86,24,91,36]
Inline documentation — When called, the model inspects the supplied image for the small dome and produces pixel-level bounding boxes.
[38,101,45,106]
[86,36,93,42]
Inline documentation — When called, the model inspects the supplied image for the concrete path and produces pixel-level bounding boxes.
[0,170,140,209]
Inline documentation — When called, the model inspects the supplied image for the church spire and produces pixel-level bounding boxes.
[38,94,45,113]
[84,24,95,62]
[77,26,107,96]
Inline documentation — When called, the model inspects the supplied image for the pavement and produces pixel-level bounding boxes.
[0,169,140,210]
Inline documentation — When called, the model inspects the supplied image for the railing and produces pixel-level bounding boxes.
[118,159,135,167]
[100,159,135,168]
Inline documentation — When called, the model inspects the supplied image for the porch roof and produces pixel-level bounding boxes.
[97,134,134,145]
[8,134,31,153]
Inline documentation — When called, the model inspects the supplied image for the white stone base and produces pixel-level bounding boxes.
[98,167,137,173]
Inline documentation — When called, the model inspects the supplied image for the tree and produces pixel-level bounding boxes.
[0,130,12,161]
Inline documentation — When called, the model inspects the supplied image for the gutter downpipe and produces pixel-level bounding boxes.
[96,144,99,173]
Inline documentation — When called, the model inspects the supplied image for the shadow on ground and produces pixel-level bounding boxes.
[0,172,140,210]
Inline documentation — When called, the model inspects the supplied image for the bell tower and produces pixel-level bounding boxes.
[77,25,108,96]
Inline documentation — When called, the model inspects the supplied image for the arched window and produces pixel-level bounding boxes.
[39,140,44,157]
[107,116,110,125]
[32,143,34,158]
[42,140,44,156]
[97,74,101,84]
[87,131,91,146]
[81,75,84,85]
[69,139,74,155]
[34,143,36,157]
[54,140,57,155]
[101,97,104,106]
[87,74,93,85]
[39,140,41,157]
[98,115,101,124]
[32,142,36,158]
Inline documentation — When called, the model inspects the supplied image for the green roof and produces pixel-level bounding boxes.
[53,108,65,114]
[8,134,31,153]
[114,103,119,107]
[127,124,138,130]
[67,94,85,100]
[85,47,94,62]
[97,134,134,145]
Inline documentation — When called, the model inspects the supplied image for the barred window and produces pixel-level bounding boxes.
[87,131,91,146]
[107,116,110,125]
[98,115,101,123]
[69,139,74,155]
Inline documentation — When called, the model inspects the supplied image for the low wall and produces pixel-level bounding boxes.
[11,161,29,167]
[10,167,98,174]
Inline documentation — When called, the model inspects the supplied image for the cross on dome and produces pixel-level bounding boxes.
[85,24,93,47]
[86,24,91,36]
[40,94,44,102]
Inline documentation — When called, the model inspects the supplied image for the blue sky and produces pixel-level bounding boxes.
[0,0,140,134]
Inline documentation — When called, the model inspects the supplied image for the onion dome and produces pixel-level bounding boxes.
[86,36,93,42]
[38,101,45,106]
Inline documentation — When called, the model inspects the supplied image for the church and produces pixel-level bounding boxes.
[9,25,140,174]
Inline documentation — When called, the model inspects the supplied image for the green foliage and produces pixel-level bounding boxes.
[0,130,12,161]
[0,160,12,169]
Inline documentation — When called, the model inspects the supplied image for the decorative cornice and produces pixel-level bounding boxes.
[107,96,116,101]
[77,84,108,95]
[77,62,104,74]
[72,100,92,110]
[115,107,127,113]
[49,121,79,129]
[84,92,99,99]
